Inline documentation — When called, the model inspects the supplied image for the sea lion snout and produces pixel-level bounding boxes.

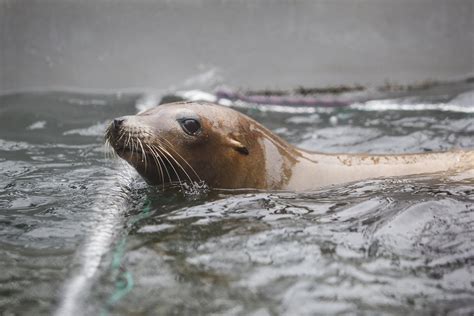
[111,115,144,132]
[107,115,150,151]
[113,117,126,129]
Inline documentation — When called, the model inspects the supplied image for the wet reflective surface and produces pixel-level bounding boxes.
[0,82,473,315]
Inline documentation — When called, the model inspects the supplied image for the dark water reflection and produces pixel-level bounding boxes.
[0,83,473,315]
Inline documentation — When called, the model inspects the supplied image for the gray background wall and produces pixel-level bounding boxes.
[0,0,473,93]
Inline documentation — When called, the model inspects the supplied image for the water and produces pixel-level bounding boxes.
[0,82,473,315]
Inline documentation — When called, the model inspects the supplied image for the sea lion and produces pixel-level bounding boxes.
[105,101,474,191]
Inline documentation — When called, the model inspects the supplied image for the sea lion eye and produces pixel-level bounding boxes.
[179,119,201,135]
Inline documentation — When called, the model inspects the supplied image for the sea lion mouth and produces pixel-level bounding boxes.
[114,144,145,156]
[109,138,156,163]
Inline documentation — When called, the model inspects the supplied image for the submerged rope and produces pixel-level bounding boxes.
[101,199,152,315]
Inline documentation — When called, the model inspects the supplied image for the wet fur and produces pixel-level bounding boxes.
[106,102,474,191]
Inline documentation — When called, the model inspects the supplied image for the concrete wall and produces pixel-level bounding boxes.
[0,0,473,93]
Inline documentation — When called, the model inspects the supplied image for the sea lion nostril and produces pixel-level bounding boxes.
[113,118,125,129]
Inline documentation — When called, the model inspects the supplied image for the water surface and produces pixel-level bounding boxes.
[0,82,473,315]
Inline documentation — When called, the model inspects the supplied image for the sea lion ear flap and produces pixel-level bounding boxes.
[228,138,249,155]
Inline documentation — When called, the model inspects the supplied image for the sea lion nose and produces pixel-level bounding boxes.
[113,117,126,129]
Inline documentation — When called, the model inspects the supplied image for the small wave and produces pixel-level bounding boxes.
[180,67,222,90]
[350,99,474,113]
[0,139,31,151]
[178,90,217,103]
[64,97,107,106]
[135,93,162,113]
[63,121,110,136]
[27,120,47,130]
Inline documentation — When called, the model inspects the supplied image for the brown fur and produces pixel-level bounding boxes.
[106,102,474,191]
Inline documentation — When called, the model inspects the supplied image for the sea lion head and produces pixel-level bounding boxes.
[105,102,292,189]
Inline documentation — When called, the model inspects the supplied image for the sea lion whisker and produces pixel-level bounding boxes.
[137,138,148,171]
[132,138,138,159]
[104,139,110,160]
[105,139,114,161]
[104,128,112,160]
[120,132,131,156]
[117,130,126,143]
[145,144,167,189]
[127,131,133,149]
[150,144,172,185]
[146,144,166,189]
[156,141,195,185]
[106,137,118,160]
[149,144,175,186]
[123,131,130,147]
[157,143,192,182]
[128,137,134,156]
[159,137,202,182]
[155,145,184,188]
[153,144,184,188]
